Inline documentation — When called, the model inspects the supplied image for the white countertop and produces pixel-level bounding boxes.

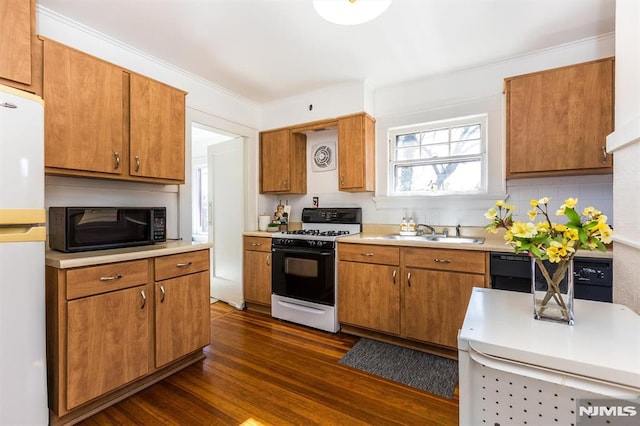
[458,288,640,390]
[46,241,212,269]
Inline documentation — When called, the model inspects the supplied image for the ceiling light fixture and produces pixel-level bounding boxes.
[313,0,392,25]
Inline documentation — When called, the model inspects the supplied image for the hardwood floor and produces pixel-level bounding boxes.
[79,302,459,425]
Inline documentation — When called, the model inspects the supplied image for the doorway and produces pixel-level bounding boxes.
[191,123,245,309]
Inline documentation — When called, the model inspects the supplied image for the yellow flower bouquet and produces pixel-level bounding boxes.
[485,197,613,324]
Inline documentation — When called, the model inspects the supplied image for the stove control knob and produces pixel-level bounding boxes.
[309,240,316,247]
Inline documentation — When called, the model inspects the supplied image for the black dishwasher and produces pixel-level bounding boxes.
[489,252,612,302]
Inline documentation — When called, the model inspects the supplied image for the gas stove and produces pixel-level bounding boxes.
[271,207,362,246]
[270,207,362,333]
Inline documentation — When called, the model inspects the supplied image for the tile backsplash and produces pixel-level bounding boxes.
[506,174,613,226]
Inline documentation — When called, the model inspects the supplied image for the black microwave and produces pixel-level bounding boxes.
[48,207,166,253]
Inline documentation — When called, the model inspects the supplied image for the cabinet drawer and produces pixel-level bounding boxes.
[404,247,486,274]
[66,260,149,300]
[243,236,271,252]
[155,249,210,281]
[338,243,400,265]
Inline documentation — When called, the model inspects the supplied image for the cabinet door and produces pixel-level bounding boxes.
[338,261,400,334]
[260,129,306,193]
[0,0,32,85]
[130,73,186,182]
[403,268,482,348]
[243,249,272,305]
[66,286,150,410]
[43,40,124,175]
[338,114,375,192]
[506,58,614,177]
[155,271,210,367]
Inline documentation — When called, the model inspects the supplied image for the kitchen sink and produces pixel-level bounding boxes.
[374,235,429,242]
[425,236,485,244]
[373,234,485,244]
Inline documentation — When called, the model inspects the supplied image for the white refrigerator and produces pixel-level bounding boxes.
[0,85,48,424]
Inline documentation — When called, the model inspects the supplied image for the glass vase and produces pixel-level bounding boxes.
[531,258,574,325]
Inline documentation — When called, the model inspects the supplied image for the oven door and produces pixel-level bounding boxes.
[271,245,335,306]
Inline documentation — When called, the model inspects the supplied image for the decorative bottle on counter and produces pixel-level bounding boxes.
[400,218,408,233]
[408,218,416,233]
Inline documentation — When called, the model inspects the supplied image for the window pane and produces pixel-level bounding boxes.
[451,139,481,155]
[421,143,449,158]
[394,160,481,193]
[422,129,449,145]
[396,133,419,147]
[396,146,420,160]
[451,124,480,141]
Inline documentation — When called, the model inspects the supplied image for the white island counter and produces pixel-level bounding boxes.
[458,288,640,425]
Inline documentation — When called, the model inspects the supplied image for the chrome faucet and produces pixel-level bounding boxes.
[417,224,436,236]
[455,224,462,238]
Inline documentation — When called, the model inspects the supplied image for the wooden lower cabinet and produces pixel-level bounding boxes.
[66,285,150,409]
[338,261,400,334]
[155,268,210,367]
[46,248,210,423]
[243,236,272,307]
[337,243,487,350]
[402,268,483,348]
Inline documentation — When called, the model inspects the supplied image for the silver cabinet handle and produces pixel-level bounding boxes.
[251,242,262,247]
[434,258,451,264]
[392,269,397,285]
[360,252,374,257]
[159,285,166,303]
[601,146,608,163]
[176,261,192,267]
[99,273,123,281]
[266,255,271,267]
[113,152,120,169]
[140,290,146,309]
[135,155,140,172]
[340,176,345,186]
[407,272,412,287]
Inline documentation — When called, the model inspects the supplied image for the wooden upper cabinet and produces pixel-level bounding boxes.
[0,0,42,94]
[506,58,614,178]
[338,113,375,192]
[42,39,186,184]
[43,39,125,176]
[260,128,307,194]
[130,73,186,182]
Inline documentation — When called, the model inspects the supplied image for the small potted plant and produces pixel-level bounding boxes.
[266,222,280,232]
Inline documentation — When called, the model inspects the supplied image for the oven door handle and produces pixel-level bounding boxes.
[272,247,334,256]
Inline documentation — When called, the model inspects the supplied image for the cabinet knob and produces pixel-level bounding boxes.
[135,155,141,172]
[159,285,166,303]
[601,145,608,163]
[176,261,192,268]
[433,258,451,264]
[360,252,374,257]
[392,269,397,285]
[266,254,271,266]
[140,290,146,309]
[407,272,412,287]
[113,152,120,170]
[252,243,262,246]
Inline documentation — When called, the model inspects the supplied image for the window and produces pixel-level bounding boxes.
[388,114,487,196]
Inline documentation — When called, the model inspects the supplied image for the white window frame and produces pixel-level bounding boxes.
[387,114,488,197]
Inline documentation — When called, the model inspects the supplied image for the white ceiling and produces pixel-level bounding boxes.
[37,0,616,104]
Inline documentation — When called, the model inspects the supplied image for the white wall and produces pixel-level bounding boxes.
[607,0,640,313]
[260,80,374,129]
[37,6,261,241]
[258,34,615,229]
